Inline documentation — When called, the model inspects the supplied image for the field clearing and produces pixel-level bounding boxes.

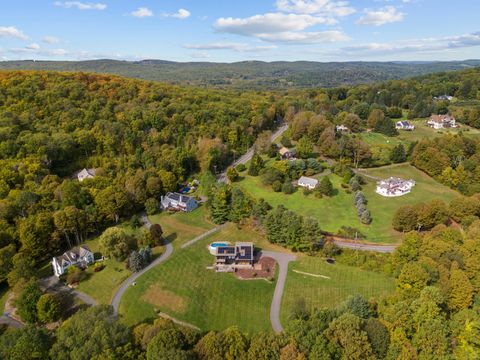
[360,118,480,149]
[237,164,460,243]
[119,225,275,332]
[281,254,395,324]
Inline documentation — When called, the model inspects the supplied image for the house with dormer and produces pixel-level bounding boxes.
[52,246,94,277]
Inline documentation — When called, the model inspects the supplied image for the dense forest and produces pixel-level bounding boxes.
[1,59,480,89]
[0,70,279,274]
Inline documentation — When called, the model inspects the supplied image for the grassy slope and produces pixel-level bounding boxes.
[237,164,460,243]
[280,254,395,324]
[119,224,275,332]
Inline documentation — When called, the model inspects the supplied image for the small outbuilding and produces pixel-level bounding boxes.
[76,168,96,182]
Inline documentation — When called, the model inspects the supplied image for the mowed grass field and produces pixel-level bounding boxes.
[360,118,480,149]
[149,205,215,248]
[280,254,395,324]
[119,224,275,332]
[237,164,460,243]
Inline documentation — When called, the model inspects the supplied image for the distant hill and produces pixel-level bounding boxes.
[1,59,479,89]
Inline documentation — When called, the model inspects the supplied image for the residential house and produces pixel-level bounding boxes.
[298,176,319,190]
[434,95,454,101]
[376,177,416,197]
[395,121,415,131]
[52,246,94,277]
[160,192,198,212]
[336,124,349,132]
[77,168,96,182]
[212,242,255,270]
[427,115,457,129]
[279,146,295,160]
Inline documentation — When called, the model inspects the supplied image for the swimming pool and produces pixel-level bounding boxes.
[210,242,228,248]
[208,242,230,255]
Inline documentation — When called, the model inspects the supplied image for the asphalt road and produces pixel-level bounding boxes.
[218,123,289,183]
[261,250,296,333]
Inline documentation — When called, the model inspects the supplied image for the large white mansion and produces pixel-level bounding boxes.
[376,177,416,197]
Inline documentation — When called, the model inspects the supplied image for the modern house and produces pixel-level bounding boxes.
[210,242,255,271]
[396,121,415,131]
[427,115,457,129]
[160,192,198,212]
[77,168,96,182]
[52,246,94,277]
[279,147,295,160]
[376,177,416,197]
[298,176,319,190]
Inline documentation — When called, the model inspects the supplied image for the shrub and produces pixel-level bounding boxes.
[66,268,86,285]
[360,210,372,225]
[37,293,62,323]
[272,180,282,192]
[236,163,246,172]
[93,263,105,272]
[282,181,295,194]
[303,188,312,196]
[144,198,159,216]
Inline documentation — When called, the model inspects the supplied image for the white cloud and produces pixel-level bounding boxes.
[215,13,335,36]
[340,31,480,55]
[356,6,404,26]
[163,9,191,19]
[0,26,28,40]
[184,42,277,52]
[42,36,60,44]
[275,0,355,17]
[54,1,107,10]
[131,7,154,18]
[214,12,349,44]
[26,43,41,50]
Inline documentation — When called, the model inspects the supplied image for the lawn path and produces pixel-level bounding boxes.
[261,250,296,333]
[181,224,226,249]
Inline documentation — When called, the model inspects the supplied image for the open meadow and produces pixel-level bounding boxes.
[237,163,460,243]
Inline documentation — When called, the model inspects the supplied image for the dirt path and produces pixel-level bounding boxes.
[261,250,296,333]
[332,237,398,253]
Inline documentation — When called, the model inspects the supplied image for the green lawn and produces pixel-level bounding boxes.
[360,118,480,149]
[118,226,275,332]
[148,205,215,249]
[237,164,460,243]
[281,254,395,324]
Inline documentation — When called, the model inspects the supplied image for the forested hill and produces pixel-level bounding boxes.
[1,59,480,89]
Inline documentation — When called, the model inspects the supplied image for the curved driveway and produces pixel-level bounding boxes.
[111,213,174,313]
[261,250,296,333]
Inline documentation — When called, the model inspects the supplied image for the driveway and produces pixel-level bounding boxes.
[261,250,296,333]
[111,213,174,313]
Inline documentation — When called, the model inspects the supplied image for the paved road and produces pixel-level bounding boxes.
[332,239,398,253]
[111,214,174,313]
[218,123,289,183]
[261,250,296,333]
[0,314,23,328]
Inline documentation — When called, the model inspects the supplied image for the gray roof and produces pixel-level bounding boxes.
[165,192,195,204]
[55,246,92,265]
[298,176,319,186]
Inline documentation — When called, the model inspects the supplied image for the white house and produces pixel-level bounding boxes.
[77,168,96,182]
[52,246,94,277]
[298,176,319,190]
[161,192,198,212]
[396,121,415,131]
[336,125,349,132]
[427,115,457,129]
[376,177,416,197]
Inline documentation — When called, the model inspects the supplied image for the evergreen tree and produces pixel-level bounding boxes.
[247,153,264,176]
[360,209,372,225]
[390,144,407,163]
[129,251,144,272]
[15,280,42,324]
[226,167,239,183]
[209,184,231,224]
[229,188,252,223]
[374,117,399,136]
[318,176,334,197]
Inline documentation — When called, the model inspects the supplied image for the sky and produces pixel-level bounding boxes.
[1,0,479,62]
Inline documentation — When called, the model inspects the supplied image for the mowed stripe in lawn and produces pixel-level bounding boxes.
[118,227,275,332]
[280,254,395,324]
